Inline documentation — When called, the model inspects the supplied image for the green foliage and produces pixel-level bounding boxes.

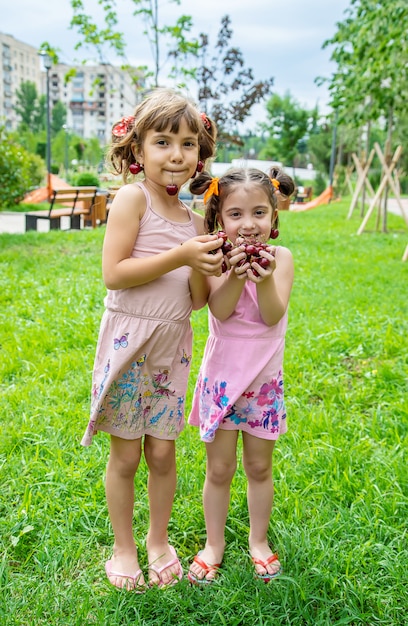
[321,0,408,127]
[66,3,272,141]
[313,171,327,196]
[0,200,407,624]
[259,92,311,166]
[14,81,43,133]
[74,171,100,186]
[0,127,45,208]
[69,0,197,88]
[51,101,67,136]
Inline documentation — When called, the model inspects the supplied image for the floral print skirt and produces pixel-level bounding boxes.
[81,309,193,445]
[188,333,287,443]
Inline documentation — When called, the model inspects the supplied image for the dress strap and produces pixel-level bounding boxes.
[135,182,152,210]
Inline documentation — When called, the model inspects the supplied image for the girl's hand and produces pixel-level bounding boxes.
[181,234,224,276]
[228,245,249,280]
[246,246,277,283]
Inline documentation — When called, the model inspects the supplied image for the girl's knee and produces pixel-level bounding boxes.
[108,437,141,477]
[144,438,175,474]
[243,459,272,482]
[207,459,236,485]
[108,452,140,478]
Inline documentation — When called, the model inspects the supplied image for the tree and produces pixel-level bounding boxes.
[195,16,273,144]
[51,101,67,136]
[320,0,408,139]
[0,126,45,207]
[15,82,42,133]
[259,92,310,176]
[66,3,272,143]
[69,0,199,87]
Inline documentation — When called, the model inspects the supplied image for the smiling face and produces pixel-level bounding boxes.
[219,184,277,244]
[137,117,199,191]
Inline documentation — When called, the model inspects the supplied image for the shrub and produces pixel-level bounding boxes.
[74,172,100,187]
[314,170,327,196]
[0,126,45,208]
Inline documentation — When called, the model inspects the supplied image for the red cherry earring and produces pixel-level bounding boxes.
[129,162,143,175]
[191,160,204,179]
[270,228,279,239]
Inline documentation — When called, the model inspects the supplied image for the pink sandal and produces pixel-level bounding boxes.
[148,545,183,588]
[105,559,146,592]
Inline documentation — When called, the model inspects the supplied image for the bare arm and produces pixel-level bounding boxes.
[252,246,294,326]
[189,210,223,310]
[102,185,223,290]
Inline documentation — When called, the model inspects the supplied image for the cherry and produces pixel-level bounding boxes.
[166,184,179,196]
[258,257,270,269]
[245,244,258,256]
[222,241,233,254]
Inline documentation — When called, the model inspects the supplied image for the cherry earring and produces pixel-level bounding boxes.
[191,160,204,179]
[129,162,143,175]
[270,228,279,240]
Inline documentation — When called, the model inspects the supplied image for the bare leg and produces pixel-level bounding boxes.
[105,435,145,589]
[144,435,181,586]
[189,429,238,582]
[242,432,281,576]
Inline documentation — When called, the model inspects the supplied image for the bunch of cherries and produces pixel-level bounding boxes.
[216,231,274,275]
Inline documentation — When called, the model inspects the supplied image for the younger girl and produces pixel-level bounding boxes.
[187,167,294,584]
[81,88,223,591]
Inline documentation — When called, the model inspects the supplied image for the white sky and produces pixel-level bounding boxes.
[1,0,351,130]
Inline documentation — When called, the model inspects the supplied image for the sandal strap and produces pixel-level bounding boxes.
[252,552,279,567]
[193,554,221,573]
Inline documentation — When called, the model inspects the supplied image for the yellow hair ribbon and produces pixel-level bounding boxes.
[203,177,220,203]
[270,178,280,189]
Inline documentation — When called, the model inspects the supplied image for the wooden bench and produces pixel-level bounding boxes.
[82,188,119,228]
[25,187,99,231]
[295,186,313,203]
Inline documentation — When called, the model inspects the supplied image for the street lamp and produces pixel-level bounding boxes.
[39,51,52,200]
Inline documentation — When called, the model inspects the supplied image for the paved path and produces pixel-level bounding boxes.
[0,211,73,233]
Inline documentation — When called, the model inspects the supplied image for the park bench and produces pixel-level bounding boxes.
[25,186,99,231]
[295,186,313,203]
[82,187,119,228]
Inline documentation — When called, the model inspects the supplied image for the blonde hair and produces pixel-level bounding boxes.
[107,88,217,182]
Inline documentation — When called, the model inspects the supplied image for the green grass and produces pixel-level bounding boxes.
[0,200,407,625]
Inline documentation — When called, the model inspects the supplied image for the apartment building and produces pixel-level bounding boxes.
[0,32,142,143]
[0,32,42,130]
[48,63,142,143]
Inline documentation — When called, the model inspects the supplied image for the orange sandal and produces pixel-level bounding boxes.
[188,552,221,585]
[252,553,282,582]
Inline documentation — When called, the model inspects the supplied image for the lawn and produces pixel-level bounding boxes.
[0,199,407,625]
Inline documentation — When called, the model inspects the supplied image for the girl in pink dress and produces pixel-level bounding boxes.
[81,88,224,591]
[187,167,295,584]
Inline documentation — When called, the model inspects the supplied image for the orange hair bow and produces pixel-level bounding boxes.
[270,178,280,190]
[203,177,219,203]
